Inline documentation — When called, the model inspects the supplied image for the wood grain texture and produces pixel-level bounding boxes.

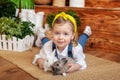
[85,0,120,8]
[0,56,37,80]
[35,6,120,54]
[36,0,120,8]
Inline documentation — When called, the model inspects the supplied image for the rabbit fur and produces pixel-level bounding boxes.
[51,57,75,76]
[43,49,57,72]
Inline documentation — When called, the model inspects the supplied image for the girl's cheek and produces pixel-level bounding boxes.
[52,36,57,41]
[53,34,59,38]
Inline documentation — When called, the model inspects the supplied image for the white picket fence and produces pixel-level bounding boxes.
[0,35,34,52]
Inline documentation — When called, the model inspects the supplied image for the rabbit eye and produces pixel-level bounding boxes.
[57,64,59,66]
[47,60,48,62]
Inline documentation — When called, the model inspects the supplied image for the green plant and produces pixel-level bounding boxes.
[0,0,17,18]
[66,10,81,26]
[18,21,34,39]
[11,0,34,9]
[46,10,81,27]
[0,17,34,39]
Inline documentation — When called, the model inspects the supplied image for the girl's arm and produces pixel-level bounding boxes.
[36,58,44,69]
[32,48,45,65]
[67,63,81,73]
[67,44,87,73]
[32,41,53,65]
[73,44,87,70]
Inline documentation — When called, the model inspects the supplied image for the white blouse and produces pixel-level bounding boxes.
[32,40,87,70]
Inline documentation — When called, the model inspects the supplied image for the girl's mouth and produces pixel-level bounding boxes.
[57,41,64,44]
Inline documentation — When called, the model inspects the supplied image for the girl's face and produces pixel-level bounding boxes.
[52,22,74,52]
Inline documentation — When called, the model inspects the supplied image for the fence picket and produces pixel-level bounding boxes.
[0,35,34,52]
[8,38,12,50]
[2,35,7,50]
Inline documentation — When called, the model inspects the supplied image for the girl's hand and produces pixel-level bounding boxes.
[67,63,81,73]
[36,58,44,69]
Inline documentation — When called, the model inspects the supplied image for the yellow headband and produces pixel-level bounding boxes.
[52,12,77,33]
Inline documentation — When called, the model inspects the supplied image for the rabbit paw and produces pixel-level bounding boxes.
[44,69,47,72]
[62,73,67,76]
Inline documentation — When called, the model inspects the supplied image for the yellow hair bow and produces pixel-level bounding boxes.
[52,12,77,33]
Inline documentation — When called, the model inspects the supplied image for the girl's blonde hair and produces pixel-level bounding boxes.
[52,12,77,33]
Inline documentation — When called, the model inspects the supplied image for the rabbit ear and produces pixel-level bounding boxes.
[44,48,50,57]
[61,58,68,64]
[51,49,56,56]
[44,55,48,61]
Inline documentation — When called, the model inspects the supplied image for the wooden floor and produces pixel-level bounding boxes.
[0,51,120,80]
[0,56,37,80]
[85,51,120,63]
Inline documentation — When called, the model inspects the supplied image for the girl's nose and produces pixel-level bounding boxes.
[59,34,63,39]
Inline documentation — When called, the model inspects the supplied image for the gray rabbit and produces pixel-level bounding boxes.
[51,57,75,76]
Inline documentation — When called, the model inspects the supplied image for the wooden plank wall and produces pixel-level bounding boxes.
[35,6,120,54]
[35,0,120,8]
[85,0,120,8]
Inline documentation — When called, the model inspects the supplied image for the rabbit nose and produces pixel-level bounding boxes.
[52,67,57,72]
[52,67,55,71]
[52,67,57,75]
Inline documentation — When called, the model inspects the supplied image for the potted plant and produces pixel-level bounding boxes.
[0,17,34,39]
[0,0,35,52]
[34,0,52,5]
[0,17,35,52]
[69,0,85,8]
[11,0,36,23]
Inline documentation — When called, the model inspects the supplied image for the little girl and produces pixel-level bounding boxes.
[33,12,92,73]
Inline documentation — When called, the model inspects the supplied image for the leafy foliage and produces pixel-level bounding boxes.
[66,10,81,26]
[0,17,34,39]
[46,10,81,27]
[11,0,34,9]
[46,13,57,28]
[19,21,34,39]
[0,0,17,17]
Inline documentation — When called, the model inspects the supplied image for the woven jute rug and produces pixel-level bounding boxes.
[0,47,120,80]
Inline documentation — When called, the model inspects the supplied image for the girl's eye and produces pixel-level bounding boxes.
[64,33,69,36]
[54,32,60,35]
